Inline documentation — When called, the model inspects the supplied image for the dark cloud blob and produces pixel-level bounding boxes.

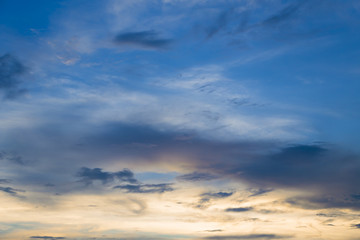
[114,31,172,50]
[77,167,138,185]
[225,207,253,212]
[177,172,219,182]
[286,195,360,210]
[0,179,11,184]
[196,191,233,209]
[114,183,173,194]
[205,229,223,233]
[202,234,290,240]
[0,151,25,165]
[201,191,233,199]
[248,188,273,197]
[227,144,360,210]
[0,53,27,99]
[30,237,66,240]
[316,212,342,218]
[351,194,360,200]
[240,145,327,186]
[0,186,25,197]
[238,145,359,190]
[352,224,360,229]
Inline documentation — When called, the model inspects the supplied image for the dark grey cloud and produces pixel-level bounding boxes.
[351,224,360,229]
[240,145,357,183]
[0,179,11,184]
[205,229,223,233]
[225,207,253,212]
[202,234,290,240]
[257,209,283,215]
[248,188,274,197]
[240,144,327,185]
[285,195,360,210]
[0,53,27,99]
[77,167,138,185]
[351,194,360,200]
[0,151,25,165]
[195,191,233,209]
[316,212,342,218]
[114,183,173,194]
[177,172,219,182]
[201,191,233,199]
[226,144,360,210]
[30,237,66,240]
[0,186,25,197]
[114,31,172,50]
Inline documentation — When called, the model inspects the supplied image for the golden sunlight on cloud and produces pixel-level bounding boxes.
[1,183,359,240]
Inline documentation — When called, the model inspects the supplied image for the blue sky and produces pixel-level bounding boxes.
[0,1,360,240]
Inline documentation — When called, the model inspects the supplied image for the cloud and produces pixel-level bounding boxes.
[316,212,343,218]
[201,192,233,199]
[225,207,253,212]
[352,194,360,200]
[202,234,290,240]
[248,188,273,197]
[0,179,10,184]
[205,229,223,233]
[286,195,360,210]
[0,186,25,197]
[114,183,174,194]
[218,144,360,210]
[30,237,66,240]
[0,151,25,165]
[113,31,172,50]
[3,116,360,211]
[177,172,219,182]
[195,191,234,209]
[261,2,302,26]
[197,0,329,49]
[351,224,360,229]
[0,54,27,99]
[206,9,232,39]
[77,167,138,185]
[2,117,359,209]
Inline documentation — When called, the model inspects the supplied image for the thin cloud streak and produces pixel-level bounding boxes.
[114,30,173,50]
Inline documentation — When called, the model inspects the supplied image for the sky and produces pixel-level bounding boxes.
[0,0,360,239]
